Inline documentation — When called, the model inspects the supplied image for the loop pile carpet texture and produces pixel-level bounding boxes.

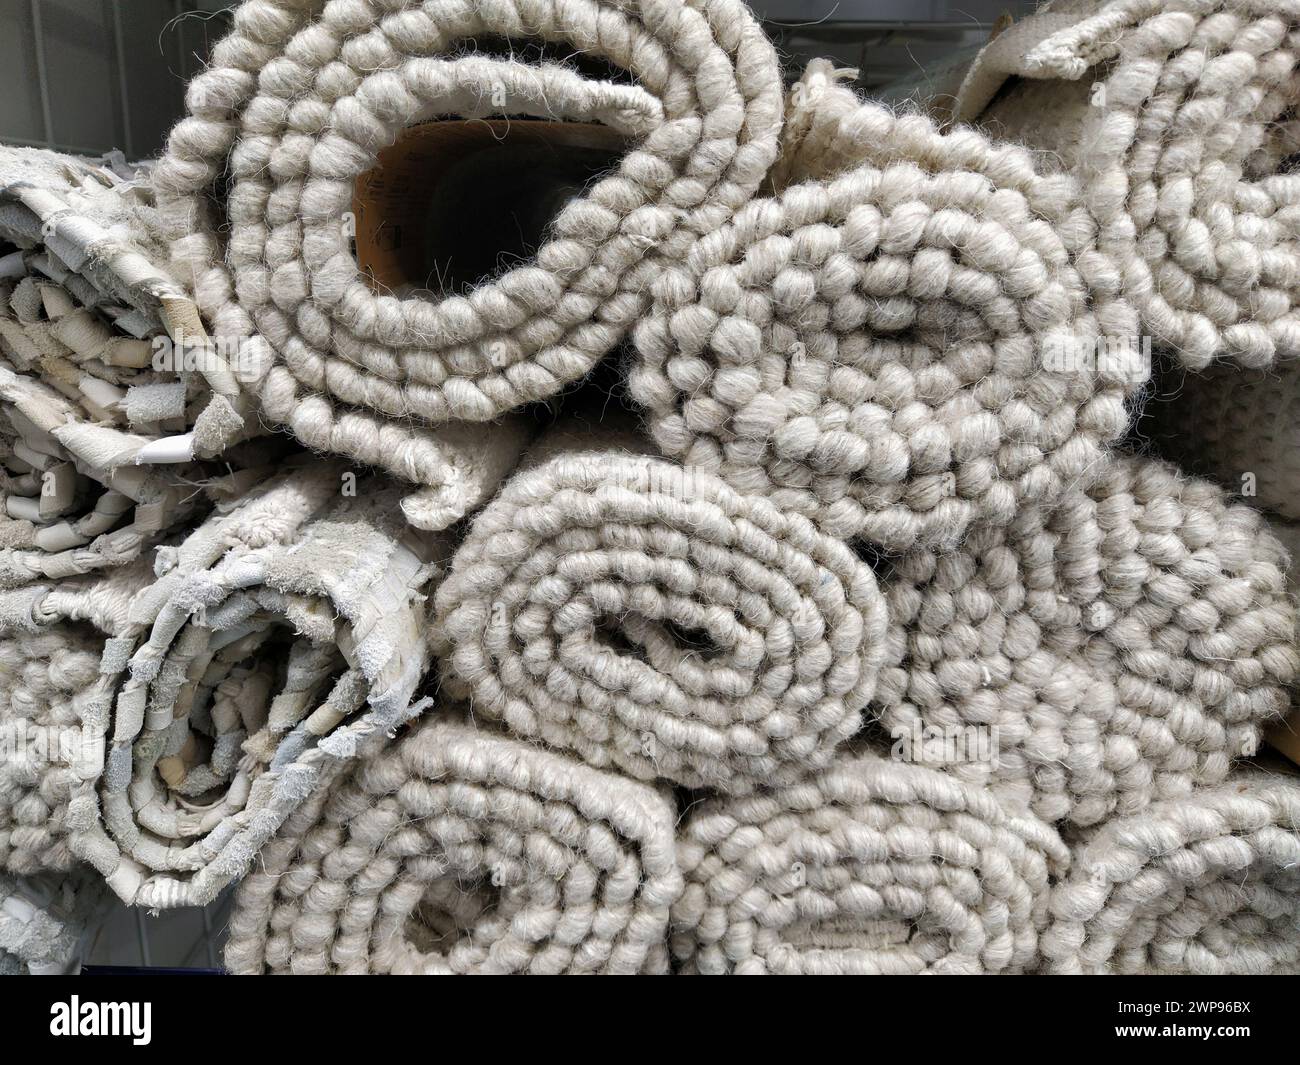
[0,0,1298,976]
[432,422,888,794]
[670,748,1068,973]
[224,712,682,974]
[150,0,785,512]
[1043,768,1300,974]
[0,562,150,875]
[874,454,1298,827]
[0,869,104,975]
[951,0,1300,368]
[631,60,1143,551]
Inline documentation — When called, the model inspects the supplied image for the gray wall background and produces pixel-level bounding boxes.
[0,0,1036,160]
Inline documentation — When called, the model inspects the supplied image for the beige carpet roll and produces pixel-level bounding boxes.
[874,454,1297,828]
[0,561,151,875]
[150,0,784,495]
[432,422,888,794]
[224,713,682,974]
[951,0,1300,368]
[57,461,468,908]
[631,61,1141,551]
[1043,767,1300,974]
[671,748,1068,974]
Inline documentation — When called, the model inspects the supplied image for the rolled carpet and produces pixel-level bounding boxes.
[631,61,1142,551]
[0,561,151,875]
[149,0,785,480]
[224,712,682,974]
[1042,767,1300,974]
[431,422,888,794]
[950,0,1300,368]
[873,454,1298,827]
[670,748,1068,974]
[62,461,465,908]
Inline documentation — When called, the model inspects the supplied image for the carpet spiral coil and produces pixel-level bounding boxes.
[150,0,785,510]
[670,748,1068,974]
[224,712,682,974]
[432,422,888,794]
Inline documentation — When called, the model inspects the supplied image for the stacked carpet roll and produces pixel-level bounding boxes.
[670,749,1069,974]
[224,712,682,975]
[149,0,785,527]
[949,0,1300,368]
[631,60,1143,551]
[1,0,1298,977]
[1043,767,1300,974]
[431,420,889,794]
[873,454,1298,827]
[62,462,463,909]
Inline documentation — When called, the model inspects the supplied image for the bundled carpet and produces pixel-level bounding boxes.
[0,869,105,975]
[631,60,1142,551]
[950,0,1300,368]
[670,748,1068,974]
[432,421,888,794]
[63,461,464,908]
[0,561,150,875]
[873,454,1297,827]
[1042,767,1300,974]
[149,0,785,516]
[224,712,682,974]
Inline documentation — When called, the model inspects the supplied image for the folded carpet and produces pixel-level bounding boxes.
[631,60,1141,550]
[950,0,1300,368]
[150,0,785,513]
[61,463,461,908]
[0,561,150,875]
